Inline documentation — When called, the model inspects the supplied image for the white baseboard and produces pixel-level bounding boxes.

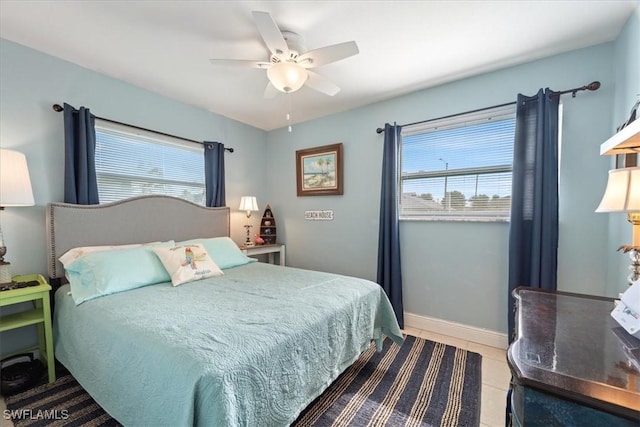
[404,312,508,350]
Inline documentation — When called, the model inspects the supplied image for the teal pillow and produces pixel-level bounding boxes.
[179,237,256,269]
[66,242,174,305]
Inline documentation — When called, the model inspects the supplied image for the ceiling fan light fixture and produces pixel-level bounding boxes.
[267,61,307,93]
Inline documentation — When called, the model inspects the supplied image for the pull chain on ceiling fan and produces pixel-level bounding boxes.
[210,11,359,98]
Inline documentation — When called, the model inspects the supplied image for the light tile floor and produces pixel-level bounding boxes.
[1,327,509,427]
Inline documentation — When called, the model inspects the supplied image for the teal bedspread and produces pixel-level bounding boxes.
[53,262,403,426]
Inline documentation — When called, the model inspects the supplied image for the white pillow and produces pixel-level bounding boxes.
[59,241,165,268]
[152,244,223,286]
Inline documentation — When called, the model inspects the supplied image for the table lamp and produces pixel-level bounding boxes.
[239,196,259,247]
[596,166,640,285]
[0,149,35,284]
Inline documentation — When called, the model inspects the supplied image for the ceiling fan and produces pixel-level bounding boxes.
[209,11,359,98]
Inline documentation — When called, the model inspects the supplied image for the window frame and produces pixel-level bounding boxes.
[94,119,206,205]
[399,104,517,222]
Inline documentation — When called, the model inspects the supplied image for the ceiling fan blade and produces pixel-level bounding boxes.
[252,11,289,58]
[263,82,278,99]
[298,41,359,68]
[305,70,340,96]
[209,59,271,69]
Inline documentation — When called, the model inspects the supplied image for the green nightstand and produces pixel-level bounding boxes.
[0,274,55,383]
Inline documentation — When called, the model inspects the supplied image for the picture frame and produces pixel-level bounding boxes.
[296,143,343,196]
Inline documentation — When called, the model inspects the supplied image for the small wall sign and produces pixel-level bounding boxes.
[305,210,334,221]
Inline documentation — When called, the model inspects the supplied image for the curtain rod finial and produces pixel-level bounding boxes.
[376,127,384,134]
[586,81,601,91]
[52,104,63,112]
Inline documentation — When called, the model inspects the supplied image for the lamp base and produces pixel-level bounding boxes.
[0,261,12,285]
[629,214,640,247]
[243,224,255,247]
[617,246,640,286]
[627,249,640,285]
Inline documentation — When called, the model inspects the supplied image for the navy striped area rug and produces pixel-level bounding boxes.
[4,336,481,427]
[293,335,482,426]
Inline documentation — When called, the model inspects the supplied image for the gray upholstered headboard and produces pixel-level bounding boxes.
[46,195,230,280]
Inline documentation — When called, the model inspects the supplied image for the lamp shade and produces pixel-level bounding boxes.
[267,62,308,93]
[239,196,259,212]
[596,167,640,213]
[0,149,34,207]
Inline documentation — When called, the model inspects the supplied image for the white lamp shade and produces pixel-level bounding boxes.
[239,196,259,212]
[267,62,308,93]
[0,149,35,207]
[596,167,640,212]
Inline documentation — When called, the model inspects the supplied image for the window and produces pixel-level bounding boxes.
[400,104,516,221]
[95,120,205,205]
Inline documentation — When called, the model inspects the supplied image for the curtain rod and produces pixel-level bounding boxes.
[375,81,601,134]
[52,104,234,153]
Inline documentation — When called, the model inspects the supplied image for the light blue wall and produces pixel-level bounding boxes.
[0,39,268,355]
[609,9,640,295]
[266,43,615,333]
[0,39,268,276]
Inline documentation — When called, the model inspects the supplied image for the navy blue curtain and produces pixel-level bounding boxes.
[204,141,226,207]
[377,123,404,328]
[508,89,559,340]
[63,103,99,204]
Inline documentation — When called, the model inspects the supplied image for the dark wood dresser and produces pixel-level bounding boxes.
[507,287,640,426]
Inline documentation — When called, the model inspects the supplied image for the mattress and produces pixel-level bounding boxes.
[53,262,403,426]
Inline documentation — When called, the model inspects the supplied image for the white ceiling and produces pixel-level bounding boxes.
[1,1,637,131]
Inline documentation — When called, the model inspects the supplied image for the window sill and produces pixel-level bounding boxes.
[400,216,510,223]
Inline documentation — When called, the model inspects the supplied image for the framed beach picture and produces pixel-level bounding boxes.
[296,143,343,196]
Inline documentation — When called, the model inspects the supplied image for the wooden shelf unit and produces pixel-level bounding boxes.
[259,205,277,245]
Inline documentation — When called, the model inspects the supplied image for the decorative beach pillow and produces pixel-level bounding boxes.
[178,237,256,269]
[153,244,223,286]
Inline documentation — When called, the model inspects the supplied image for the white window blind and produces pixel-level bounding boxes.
[95,120,205,205]
[400,104,516,221]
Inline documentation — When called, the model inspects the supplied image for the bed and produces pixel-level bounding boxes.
[46,195,403,426]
